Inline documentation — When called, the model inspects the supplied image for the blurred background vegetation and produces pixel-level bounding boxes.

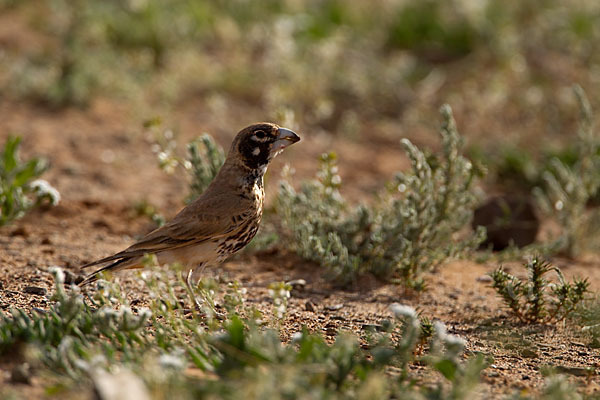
[0,0,598,144]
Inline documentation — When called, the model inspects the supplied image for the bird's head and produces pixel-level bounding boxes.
[229,123,300,171]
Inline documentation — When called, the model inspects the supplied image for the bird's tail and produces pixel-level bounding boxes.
[79,257,143,286]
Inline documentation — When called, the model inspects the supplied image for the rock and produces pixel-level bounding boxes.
[520,348,539,358]
[305,301,316,312]
[286,279,306,288]
[10,226,29,238]
[555,366,595,377]
[23,286,47,296]
[10,363,32,384]
[324,322,337,336]
[63,270,84,285]
[325,304,344,311]
[472,195,539,250]
[91,367,151,400]
[362,324,385,332]
[476,275,493,283]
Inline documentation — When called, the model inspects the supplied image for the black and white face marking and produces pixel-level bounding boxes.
[237,124,300,171]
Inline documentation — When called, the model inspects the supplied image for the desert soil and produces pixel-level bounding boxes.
[1,98,599,398]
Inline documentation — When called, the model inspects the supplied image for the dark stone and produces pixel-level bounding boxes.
[10,226,29,237]
[23,286,47,296]
[286,279,306,288]
[361,324,385,332]
[63,270,84,285]
[10,363,32,384]
[473,195,540,250]
[305,301,316,312]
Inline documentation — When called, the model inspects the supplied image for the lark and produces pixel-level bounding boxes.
[80,123,300,297]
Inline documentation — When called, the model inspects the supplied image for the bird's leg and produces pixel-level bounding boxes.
[184,268,203,313]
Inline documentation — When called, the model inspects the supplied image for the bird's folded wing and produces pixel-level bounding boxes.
[81,192,252,268]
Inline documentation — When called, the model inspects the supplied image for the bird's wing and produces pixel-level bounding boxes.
[81,191,254,268]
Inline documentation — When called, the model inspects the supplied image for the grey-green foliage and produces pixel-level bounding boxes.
[152,125,225,202]
[575,296,600,348]
[277,105,484,288]
[0,136,60,226]
[0,269,488,399]
[490,256,589,324]
[534,86,600,257]
[187,134,225,201]
[7,0,200,107]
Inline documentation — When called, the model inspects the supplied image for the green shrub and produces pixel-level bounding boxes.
[490,256,589,324]
[0,136,59,226]
[277,105,484,288]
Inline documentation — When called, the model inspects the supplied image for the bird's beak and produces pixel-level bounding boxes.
[271,127,300,152]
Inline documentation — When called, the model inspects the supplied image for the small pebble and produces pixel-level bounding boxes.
[63,270,84,285]
[361,324,384,332]
[286,279,306,288]
[305,301,316,312]
[325,304,344,311]
[555,366,594,377]
[131,299,142,306]
[10,363,32,384]
[476,275,493,283]
[10,226,29,237]
[24,286,47,296]
[520,348,539,358]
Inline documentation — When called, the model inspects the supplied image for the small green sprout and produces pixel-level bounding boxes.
[268,281,292,320]
[490,256,589,323]
[0,136,59,226]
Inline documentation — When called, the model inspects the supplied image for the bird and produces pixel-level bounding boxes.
[79,123,300,300]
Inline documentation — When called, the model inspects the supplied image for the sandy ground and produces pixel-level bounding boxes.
[1,98,600,398]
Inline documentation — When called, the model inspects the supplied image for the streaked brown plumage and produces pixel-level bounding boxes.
[80,123,300,287]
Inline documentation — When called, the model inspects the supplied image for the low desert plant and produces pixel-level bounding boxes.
[0,269,488,399]
[277,105,485,288]
[186,134,226,201]
[0,136,60,226]
[534,86,600,257]
[574,296,600,348]
[267,281,292,320]
[150,123,225,201]
[490,256,589,323]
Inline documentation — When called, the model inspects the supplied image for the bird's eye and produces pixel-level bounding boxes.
[255,130,266,139]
